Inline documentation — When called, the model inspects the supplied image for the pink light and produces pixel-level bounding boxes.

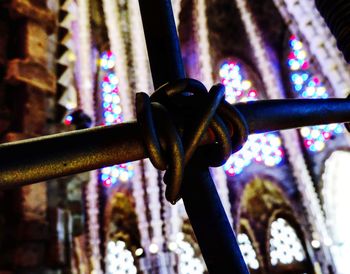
[103,179,112,187]
[64,115,73,125]
[249,90,257,97]
[228,168,235,175]
[323,132,331,139]
[304,140,312,147]
[301,61,309,70]
[288,52,296,60]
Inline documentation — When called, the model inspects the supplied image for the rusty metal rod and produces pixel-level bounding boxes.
[1,98,350,187]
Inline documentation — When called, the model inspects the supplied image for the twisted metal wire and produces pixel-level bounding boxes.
[136,78,248,204]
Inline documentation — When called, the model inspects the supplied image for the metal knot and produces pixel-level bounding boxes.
[136,78,248,204]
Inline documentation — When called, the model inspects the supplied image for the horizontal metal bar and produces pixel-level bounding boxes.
[0,98,350,187]
[0,123,146,187]
[235,98,350,133]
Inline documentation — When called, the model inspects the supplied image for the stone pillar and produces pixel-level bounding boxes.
[0,0,56,272]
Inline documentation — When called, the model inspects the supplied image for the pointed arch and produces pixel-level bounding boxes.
[238,219,263,273]
[267,212,314,274]
[104,185,142,260]
[170,218,206,274]
[238,177,314,273]
[238,177,291,225]
[322,150,350,274]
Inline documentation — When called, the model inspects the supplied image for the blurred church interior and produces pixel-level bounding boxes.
[0,0,349,273]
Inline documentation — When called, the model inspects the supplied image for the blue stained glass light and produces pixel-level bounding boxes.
[219,61,284,176]
[287,35,343,152]
[99,51,134,186]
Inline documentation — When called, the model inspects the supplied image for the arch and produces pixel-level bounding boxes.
[171,232,205,274]
[237,177,291,267]
[173,218,206,274]
[104,186,142,262]
[322,150,350,274]
[238,219,263,273]
[238,177,292,228]
[267,214,312,274]
[237,177,314,273]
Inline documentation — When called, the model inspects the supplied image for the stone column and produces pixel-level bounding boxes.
[0,0,56,272]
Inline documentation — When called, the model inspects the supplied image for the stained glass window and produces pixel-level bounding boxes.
[99,51,134,187]
[269,218,306,266]
[170,232,205,274]
[106,241,137,274]
[237,233,260,270]
[219,61,284,175]
[287,35,343,152]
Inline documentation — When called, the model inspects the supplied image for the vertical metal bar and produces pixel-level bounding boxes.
[138,0,249,272]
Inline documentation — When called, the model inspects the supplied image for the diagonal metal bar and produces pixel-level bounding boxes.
[138,0,185,89]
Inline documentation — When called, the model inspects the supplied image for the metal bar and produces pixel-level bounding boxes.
[235,98,350,133]
[182,163,249,273]
[0,123,146,187]
[1,98,350,187]
[138,0,249,273]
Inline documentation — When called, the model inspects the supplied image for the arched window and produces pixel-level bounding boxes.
[237,233,260,270]
[322,151,350,274]
[219,61,284,175]
[287,35,343,152]
[99,51,134,187]
[106,240,137,274]
[269,218,306,266]
[268,217,314,274]
[169,232,205,274]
